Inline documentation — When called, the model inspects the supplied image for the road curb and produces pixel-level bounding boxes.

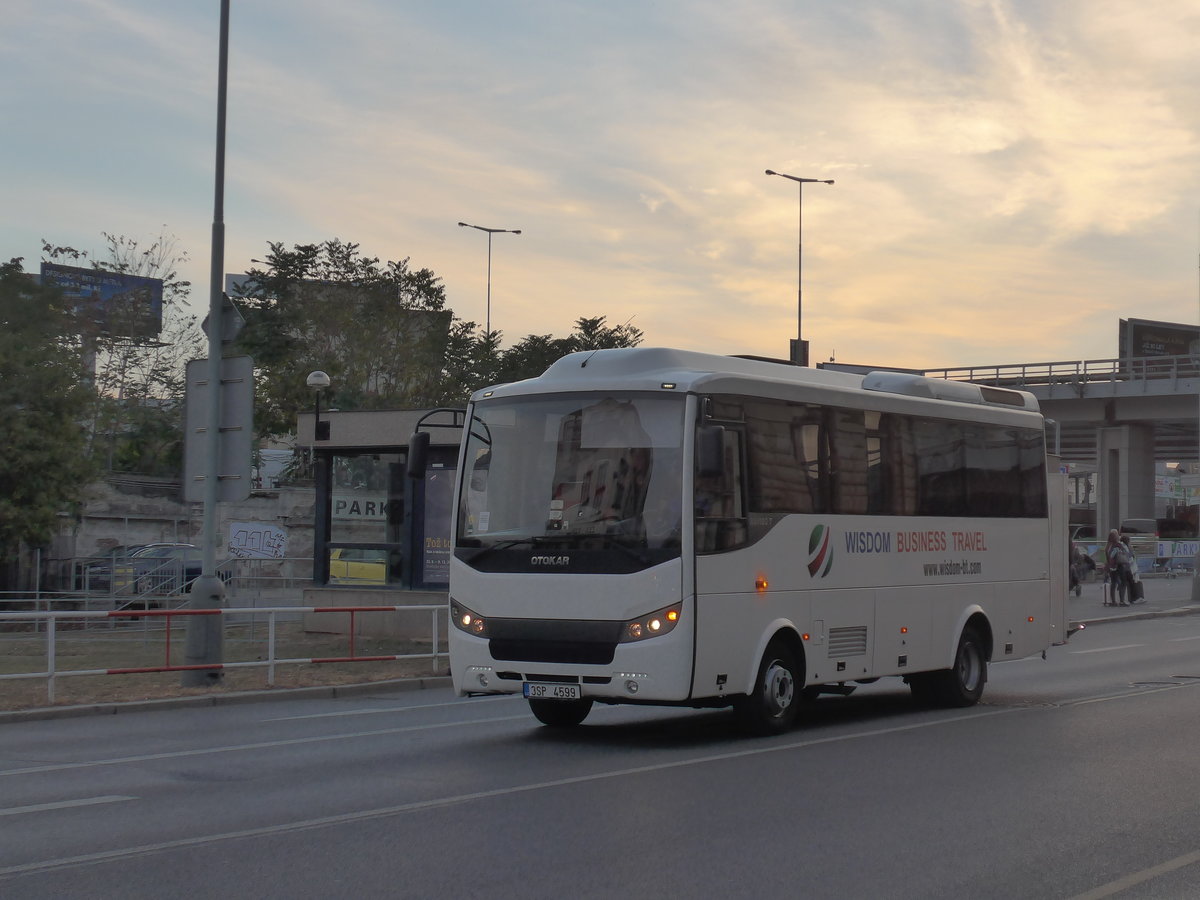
[1072,605,1200,628]
[0,675,453,726]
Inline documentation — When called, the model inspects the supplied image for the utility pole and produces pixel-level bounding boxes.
[183,0,230,686]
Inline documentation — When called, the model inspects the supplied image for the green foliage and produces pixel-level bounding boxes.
[489,316,644,387]
[233,240,453,438]
[0,259,97,559]
[231,239,644,444]
[41,232,202,478]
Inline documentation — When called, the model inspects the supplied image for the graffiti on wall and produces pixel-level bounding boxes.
[229,522,288,559]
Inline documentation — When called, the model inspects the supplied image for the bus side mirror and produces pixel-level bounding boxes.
[407,431,430,479]
[697,425,726,479]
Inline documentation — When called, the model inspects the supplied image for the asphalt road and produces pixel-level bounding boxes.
[3,611,1200,899]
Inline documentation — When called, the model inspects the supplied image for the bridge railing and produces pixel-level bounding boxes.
[924,354,1200,387]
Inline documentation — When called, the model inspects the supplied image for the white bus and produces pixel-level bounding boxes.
[446,348,1067,734]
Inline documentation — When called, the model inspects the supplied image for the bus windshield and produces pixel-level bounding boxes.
[457,392,685,553]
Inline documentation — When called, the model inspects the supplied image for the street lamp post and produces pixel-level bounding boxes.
[307,370,331,441]
[457,222,521,337]
[765,169,834,366]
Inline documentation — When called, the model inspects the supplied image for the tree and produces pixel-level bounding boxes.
[0,259,96,563]
[232,241,645,446]
[41,232,203,477]
[490,316,644,386]
[233,240,454,438]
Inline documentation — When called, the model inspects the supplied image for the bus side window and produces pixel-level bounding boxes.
[696,427,747,551]
[831,408,868,515]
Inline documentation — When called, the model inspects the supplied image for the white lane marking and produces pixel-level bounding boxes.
[1168,634,1200,642]
[0,715,530,778]
[0,796,135,818]
[265,695,519,722]
[1069,683,1192,706]
[0,707,1019,877]
[1066,847,1200,899]
[1070,644,1143,654]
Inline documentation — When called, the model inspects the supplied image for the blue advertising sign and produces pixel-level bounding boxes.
[421,466,454,585]
[40,262,163,338]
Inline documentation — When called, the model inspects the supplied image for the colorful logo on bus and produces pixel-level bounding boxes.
[807,524,834,578]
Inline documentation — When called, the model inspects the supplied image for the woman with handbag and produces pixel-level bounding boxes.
[1104,530,1131,606]
[1122,537,1145,603]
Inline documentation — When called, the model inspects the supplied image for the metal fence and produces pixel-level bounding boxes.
[2,556,317,619]
[0,604,446,706]
[923,354,1200,389]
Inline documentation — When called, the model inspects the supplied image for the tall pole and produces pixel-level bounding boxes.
[486,231,493,336]
[1194,211,1200,603]
[457,222,521,339]
[796,181,803,364]
[183,0,229,686]
[765,170,834,366]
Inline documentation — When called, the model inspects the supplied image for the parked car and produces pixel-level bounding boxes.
[116,544,229,596]
[328,547,388,586]
[1153,517,1195,539]
[75,544,149,592]
[1118,518,1157,536]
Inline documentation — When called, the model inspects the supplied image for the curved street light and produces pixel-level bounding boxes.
[765,169,834,366]
[307,370,331,441]
[457,222,522,337]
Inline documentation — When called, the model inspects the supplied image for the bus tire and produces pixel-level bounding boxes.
[907,672,939,706]
[929,625,987,707]
[528,697,593,727]
[735,638,802,736]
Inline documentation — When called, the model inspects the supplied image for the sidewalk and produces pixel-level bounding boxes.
[1068,572,1200,626]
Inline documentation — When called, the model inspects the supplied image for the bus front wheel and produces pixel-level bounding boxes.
[735,639,802,736]
[529,697,593,727]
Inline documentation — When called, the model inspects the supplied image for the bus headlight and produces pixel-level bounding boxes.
[450,599,488,637]
[619,605,681,643]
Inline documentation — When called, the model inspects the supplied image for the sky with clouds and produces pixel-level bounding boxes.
[3,0,1199,369]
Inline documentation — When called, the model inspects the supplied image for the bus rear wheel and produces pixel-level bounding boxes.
[914,626,987,708]
[735,639,802,736]
[529,697,593,727]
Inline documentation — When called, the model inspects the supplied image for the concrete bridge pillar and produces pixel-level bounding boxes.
[1096,424,1155,536]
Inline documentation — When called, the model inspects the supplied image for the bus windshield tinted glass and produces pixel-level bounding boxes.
[457,393,685,551]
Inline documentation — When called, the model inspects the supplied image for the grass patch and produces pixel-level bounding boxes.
[0,620,447,712]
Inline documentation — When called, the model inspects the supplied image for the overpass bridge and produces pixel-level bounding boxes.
[924,353,1200,532]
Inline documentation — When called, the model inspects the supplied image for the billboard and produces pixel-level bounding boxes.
[1119,318,1200,361]
[40,262,163,338]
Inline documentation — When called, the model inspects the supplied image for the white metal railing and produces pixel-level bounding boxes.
[46,555,316,599]
[5,557,318,618]
[923,354,1200,387]
[0,604,446,706]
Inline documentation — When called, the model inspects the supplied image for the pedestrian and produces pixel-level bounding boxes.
[1069,544,1085,597]
[1104,529,1131,606]
[1122,536,1145,603]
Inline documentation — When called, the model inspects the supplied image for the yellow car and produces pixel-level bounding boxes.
[328,548,388,585]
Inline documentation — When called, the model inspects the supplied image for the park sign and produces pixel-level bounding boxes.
[40,262,163,338]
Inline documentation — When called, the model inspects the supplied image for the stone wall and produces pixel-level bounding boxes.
[42,477,319,590]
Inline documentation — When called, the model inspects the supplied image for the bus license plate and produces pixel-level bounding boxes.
[523,682,581,700]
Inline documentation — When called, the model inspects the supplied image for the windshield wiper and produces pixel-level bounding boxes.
[460,538,536,563]
[595,537,652,566]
